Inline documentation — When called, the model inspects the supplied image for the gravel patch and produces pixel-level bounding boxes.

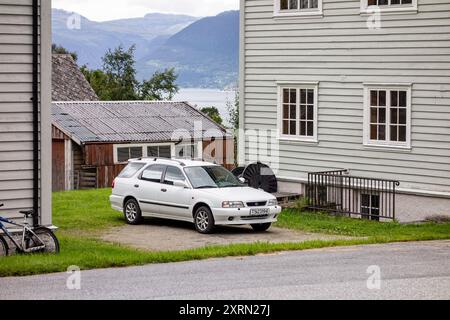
[101,218,356,251]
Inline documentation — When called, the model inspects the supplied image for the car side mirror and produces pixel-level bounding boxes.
[173,180,189,189]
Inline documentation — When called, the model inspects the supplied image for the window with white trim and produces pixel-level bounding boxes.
[361,0,417,14]
[363,85,411,149]
[148,145,171,158]
[114,143,174,164]
[361,193,381,221]
[117,146,143,163]
[275,0,322,17]
[280,0,318,10]
[369,0,412,5]
[278,84,318,142]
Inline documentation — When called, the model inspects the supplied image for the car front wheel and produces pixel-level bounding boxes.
[194,206,215,234]
[124,198,142,225]
[251,223,272,232]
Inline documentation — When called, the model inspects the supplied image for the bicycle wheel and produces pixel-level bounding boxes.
[0,236,8,257]
[26,228,60,254]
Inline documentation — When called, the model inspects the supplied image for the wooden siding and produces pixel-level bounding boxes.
[97,165,125,189]
[84,144,114,167]
[84,144,124,189]
[242,0,450,194]
[0,0,45,220]
[48,139,237,190]
[52,125,68,141]
[52,140,65,191]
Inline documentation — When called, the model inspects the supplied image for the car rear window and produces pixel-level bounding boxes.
[118,163,145,178]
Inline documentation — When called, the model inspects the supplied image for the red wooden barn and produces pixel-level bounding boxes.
[51,101,233,191]
[51,55,234,191]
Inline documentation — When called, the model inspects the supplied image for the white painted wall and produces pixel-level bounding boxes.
[0,0,52,224]
[241,0,450,197]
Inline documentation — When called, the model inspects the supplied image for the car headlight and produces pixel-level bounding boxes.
[268,199,278,206]
[222,201,245,208]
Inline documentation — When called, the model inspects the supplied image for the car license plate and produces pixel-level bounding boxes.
[250,208,270,216]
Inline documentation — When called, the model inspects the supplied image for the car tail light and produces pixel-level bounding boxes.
[112,179,116,189]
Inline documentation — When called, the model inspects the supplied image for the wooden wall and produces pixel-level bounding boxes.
[84,144,125,189]
[52,126,68,192]
[0,0,52,225]
[52,140,65,191]
[51,137,237,191]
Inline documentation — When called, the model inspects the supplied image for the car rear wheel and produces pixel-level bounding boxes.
[251,223,272,232]
[124,198,142,225]
[194,206,215,234]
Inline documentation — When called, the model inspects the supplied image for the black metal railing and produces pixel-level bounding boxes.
[307,170,400,221]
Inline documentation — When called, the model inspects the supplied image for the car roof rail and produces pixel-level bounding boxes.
[131,157,187,166]
[151,157,186,167]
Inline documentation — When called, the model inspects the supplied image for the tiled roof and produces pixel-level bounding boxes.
[52,54,99,102]
[52,101,230,144]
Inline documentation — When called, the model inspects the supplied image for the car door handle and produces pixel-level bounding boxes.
[134,184,139,188]
[161,188,167,193]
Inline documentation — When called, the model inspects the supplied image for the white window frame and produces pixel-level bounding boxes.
[274,0,323,18]
[363,83,412,150]
[360,192,381,221]
[360,0,418,15]
[277,82,319,143]
[146,144,173,159]
[113,143,175,164]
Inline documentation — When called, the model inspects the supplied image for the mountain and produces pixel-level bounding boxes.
[52,9,239,88]
[137,11,239,88]
[52,9,198,69]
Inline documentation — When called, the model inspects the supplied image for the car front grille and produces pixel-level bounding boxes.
[241,215,270,221]
[246,201,267,207]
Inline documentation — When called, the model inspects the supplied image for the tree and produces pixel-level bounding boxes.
[80,67,112,100]
[82,45,180,102]
[226,90,239,130]
[52,44,78,62]
[200,107,223,126]
[226,90,239,166]
[139,68,179,101]
[102,45,139,100]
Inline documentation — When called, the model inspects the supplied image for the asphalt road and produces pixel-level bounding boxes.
[1,241,449,300]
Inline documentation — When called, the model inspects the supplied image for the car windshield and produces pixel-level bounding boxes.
[184,166,244,189]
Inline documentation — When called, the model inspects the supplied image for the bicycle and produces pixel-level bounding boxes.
[0,203,60,257]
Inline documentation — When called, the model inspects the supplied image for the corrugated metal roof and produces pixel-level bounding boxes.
[52,101,231,144]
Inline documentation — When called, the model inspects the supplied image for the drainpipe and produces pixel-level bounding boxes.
[32,0,39,227]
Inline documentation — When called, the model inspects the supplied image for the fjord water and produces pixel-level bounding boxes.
[174,88,236,124]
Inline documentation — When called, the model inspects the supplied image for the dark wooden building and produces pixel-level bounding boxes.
[51,54,100,191]
[51,54,233,191]
[51,101,234,191]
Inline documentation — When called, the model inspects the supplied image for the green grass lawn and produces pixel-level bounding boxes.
[277,210,450,242]
[0,189,449,277]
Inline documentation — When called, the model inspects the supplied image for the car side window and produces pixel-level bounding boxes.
[163,166,186,185]
[140,164,166,183]
[118,163,145,178]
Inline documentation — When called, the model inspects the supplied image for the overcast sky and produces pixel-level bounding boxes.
[52,0,239,21]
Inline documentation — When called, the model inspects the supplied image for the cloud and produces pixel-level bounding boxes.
[52,0,239,21]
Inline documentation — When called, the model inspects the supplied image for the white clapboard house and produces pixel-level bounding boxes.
[0,0,52,226]
[239,0,450,222]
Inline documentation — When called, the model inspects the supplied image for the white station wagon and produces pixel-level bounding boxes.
[110,158,282,234]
